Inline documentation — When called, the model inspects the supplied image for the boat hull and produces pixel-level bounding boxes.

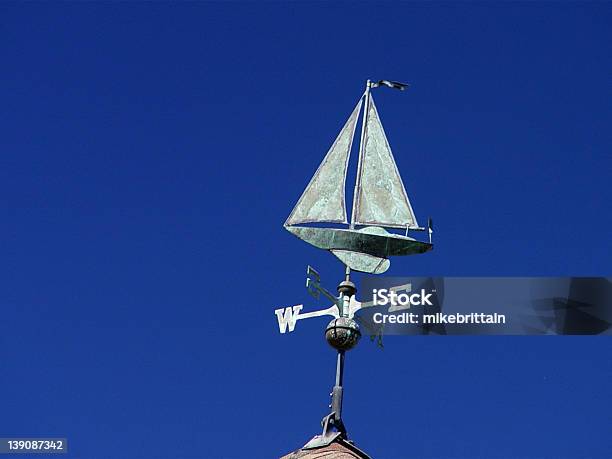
[284,225,432,273]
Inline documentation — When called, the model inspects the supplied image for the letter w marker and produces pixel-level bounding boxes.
[275,304,340,334]
[275,305,304,333]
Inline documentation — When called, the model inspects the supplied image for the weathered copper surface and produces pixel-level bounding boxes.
[330,249,390,274]
[285,99,362,226]
[284,83,432,273]
[352,94,418,229]
[325,318,361,351]
[285,225,432,258]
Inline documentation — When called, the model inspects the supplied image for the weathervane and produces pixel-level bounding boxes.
[277,79,433,454]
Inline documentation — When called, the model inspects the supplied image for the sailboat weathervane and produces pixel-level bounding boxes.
[277,79,434,456]
[284,79,432,275]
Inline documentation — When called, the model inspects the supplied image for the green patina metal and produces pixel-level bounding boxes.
[285,225,431,257]
[283,79,433,274]
[277,80,430,452]
[330,250,390,275]
[352,95,419,229]
[285,100,362,226]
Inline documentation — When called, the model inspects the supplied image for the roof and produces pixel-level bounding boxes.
[281,435,371,459]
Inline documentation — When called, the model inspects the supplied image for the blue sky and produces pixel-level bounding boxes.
[0,2,610,458]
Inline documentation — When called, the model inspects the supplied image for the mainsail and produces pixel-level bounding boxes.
[351,94,419,229]
[285,98,362,226]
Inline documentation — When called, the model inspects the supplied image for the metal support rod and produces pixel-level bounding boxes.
[331,350,345,427]
[336,350,345,387]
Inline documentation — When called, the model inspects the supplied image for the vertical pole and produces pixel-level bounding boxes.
[336,350,345,387]
[331,350,345,426]
[350,79,371,230]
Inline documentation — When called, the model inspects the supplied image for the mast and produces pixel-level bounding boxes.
[345,80,372,282]
[350,79,372,230]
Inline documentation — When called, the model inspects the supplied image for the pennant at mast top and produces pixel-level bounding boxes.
[285,79,419,231]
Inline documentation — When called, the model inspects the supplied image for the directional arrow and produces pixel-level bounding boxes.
[274,266,412,334]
